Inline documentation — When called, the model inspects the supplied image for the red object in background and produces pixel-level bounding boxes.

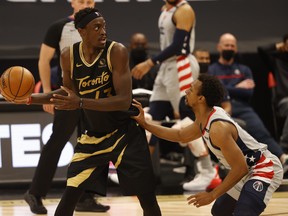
[268,72,277,89]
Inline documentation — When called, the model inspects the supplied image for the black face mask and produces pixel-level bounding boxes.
[130,47,148,65]
[198,63,209,73]
[221,50,235,61]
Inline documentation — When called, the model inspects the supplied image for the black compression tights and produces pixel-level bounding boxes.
[54,186,84,216]
[137,192,162,216]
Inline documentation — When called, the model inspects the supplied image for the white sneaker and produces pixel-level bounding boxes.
[183,168,217,191]
[173,166,186,174]
[109,173,119,184]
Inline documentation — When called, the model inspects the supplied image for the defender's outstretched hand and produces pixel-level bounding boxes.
[131,99,147,126]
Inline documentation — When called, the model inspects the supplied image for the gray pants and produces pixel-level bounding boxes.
[150,54,199,113]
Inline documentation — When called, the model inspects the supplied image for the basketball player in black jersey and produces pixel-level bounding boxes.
[23,0,109,214]
[20,8,161,216]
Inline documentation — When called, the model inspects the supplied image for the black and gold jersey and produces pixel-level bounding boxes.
[71,40,131,133]
[71,40,115,99]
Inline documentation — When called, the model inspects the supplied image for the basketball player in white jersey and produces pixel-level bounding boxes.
[131,0,220,191]
[132,73,283,216]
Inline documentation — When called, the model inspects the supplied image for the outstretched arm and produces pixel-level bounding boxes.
[4,86,66,106]
[132,99,202,143]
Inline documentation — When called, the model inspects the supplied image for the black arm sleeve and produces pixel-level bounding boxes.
[151,28,189,64]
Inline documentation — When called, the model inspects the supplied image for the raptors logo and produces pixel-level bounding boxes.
[253,180,264,192]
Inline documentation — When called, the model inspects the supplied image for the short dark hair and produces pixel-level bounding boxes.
[74,7,100,29]
[193,48,210,54]
[198,74,225,107]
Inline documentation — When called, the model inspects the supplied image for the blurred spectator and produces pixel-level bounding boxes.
[194,48,246,128]
[258,34,288,155]
[129,33,158,90]
[193,48,210,73]
[208,33,288,174]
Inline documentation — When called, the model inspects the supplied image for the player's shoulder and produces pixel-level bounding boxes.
[60,46,71,59]
[109,40,128,53]
[210,117,232,137]
[177,1,194,11]
[109,40,125,48]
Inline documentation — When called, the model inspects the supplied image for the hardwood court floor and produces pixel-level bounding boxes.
[0,192,287,216]
[0,163,287,216]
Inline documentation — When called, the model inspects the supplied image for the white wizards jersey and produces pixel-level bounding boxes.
[158,0,195,55]
[202,106,268,169]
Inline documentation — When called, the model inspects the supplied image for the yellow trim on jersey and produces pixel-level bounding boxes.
[78,81,110,95]
[79,41,104,67]
[67,167,95,188]
[72,134,125,162]
[70,45,74,80]
[77,129,118,144]
[114,145,127,168]
[107,41,116,72]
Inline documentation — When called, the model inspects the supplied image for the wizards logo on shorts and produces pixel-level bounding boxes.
[253,180,264,192]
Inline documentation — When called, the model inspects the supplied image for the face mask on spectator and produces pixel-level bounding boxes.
[221,50,235,61]
[130,47,148,64]
[199,63,209,73]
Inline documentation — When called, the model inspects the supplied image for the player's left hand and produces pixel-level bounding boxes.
[187,191,215,207]
[131,99,147,126]
[51,86,80,110]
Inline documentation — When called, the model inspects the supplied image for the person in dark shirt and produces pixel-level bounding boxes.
[258,34,288,156]
[208,33,288,173]
[129,32,157,91]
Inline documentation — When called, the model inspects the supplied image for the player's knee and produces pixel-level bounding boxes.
[211,195,236,216]
[234,198,266,216]
[234,203,263,216]
[211,203,231,216]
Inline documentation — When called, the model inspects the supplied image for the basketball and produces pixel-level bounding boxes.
[0,66,35,102]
